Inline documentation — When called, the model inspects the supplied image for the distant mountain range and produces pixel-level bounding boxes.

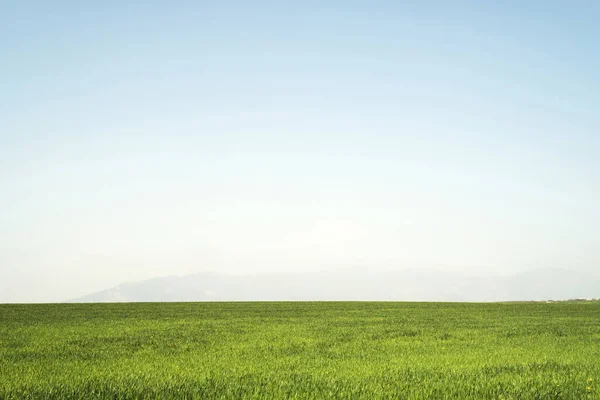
[69,268,599,303]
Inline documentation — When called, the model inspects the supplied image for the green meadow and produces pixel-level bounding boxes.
[1,301,599,399]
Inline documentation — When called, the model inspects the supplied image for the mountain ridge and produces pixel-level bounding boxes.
[69,268,600,303]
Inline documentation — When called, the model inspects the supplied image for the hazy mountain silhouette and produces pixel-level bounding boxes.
[69,268,599,303]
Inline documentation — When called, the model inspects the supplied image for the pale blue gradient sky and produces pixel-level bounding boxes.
[1,1,599,302]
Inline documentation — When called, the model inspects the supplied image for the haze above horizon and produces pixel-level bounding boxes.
[1,1,599,302]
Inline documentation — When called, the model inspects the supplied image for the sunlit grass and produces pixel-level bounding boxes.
[1,301,599,399]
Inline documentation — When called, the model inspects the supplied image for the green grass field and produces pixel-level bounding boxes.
[1,302,599,399]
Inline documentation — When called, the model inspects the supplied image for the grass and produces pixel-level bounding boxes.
[1,301,599,399]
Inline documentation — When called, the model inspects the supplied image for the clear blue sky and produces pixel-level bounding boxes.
[1,1,599,302]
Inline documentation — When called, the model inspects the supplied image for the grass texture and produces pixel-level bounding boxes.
[1,301,599,399]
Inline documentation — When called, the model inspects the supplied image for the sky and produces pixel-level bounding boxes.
[1,1,599,303]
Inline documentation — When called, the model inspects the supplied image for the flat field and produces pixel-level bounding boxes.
[1,302,599,399]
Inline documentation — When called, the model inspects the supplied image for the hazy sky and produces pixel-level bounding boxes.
[1,1,599,302]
